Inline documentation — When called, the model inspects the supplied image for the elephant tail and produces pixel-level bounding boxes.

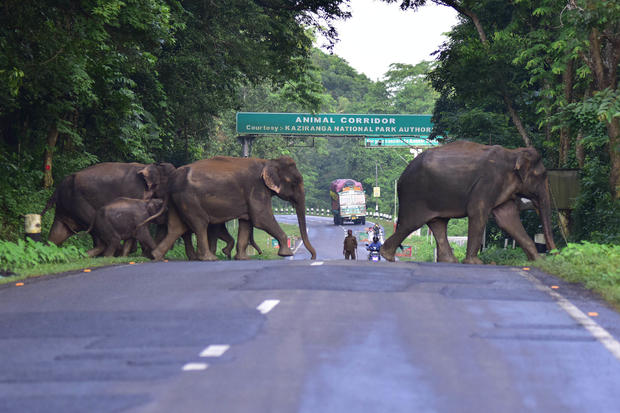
[85,218,95,235]
[249,226,263,255]
[137,197,168,228]
[40,187,58,217]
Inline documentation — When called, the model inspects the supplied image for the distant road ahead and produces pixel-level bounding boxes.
[0,216,619,412]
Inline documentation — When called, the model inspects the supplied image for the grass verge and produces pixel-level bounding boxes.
[0,222,303,284]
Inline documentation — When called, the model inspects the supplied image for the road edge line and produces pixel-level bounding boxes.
[519,270,620,362]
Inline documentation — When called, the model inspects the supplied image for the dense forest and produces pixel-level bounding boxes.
[1,0,618,245]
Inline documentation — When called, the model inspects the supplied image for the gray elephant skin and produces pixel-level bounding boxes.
[381,141,557,264]
[41,162,175,247]
[151,156,317,261]
[41,161,251,259]
[86,197,165,257]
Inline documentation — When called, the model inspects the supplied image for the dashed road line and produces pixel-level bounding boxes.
[257,299,280,314]
[519,269,620,362]
[182,363,208,371]
[200,344,230,358]
[310,261,324,266]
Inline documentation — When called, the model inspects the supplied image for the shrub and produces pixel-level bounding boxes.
[0,239,86,273]
[538,242,620,286]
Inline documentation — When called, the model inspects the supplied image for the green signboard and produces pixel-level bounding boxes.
[364,137,440,147]
[236,112,433,137]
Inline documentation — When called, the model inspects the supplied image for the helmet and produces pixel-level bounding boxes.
[373,236,379,242]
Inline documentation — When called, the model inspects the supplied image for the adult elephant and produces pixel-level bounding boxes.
[381,141,557,264]
[182,223,263,260]
[41,162,176,247]
[151,156,316,261]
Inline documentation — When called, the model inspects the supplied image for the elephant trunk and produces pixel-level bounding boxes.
[538,179,557,252]
[294,201,317,260]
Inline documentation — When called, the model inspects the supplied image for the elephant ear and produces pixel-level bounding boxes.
[261,164,281,194]
[514,148,541,182]
[138,165,156,193]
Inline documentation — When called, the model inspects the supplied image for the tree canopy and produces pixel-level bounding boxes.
[0,0,618,244]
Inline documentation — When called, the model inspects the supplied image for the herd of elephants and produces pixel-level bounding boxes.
[41,141,557,264]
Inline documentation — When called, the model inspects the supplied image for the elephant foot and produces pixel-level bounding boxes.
[222,247,233,259]
[234,253,250,260]
[437,253,459,263]
[87,246,105,258]
[463,256,484,265]
[151,248,166,261]
[380,250,395,262]
[277,246,294,257]
[198,252,219,261]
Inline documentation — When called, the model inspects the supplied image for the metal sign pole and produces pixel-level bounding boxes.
[237,135,255,157]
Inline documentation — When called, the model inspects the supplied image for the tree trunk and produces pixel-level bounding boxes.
[559,60,575,166]
[503,95,531,147]
[608,116,620,199]
[575,132,585,168]
[442,0,532,147]
[42,122,59,188]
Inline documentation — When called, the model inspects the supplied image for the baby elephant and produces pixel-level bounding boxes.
[87,197,165,258]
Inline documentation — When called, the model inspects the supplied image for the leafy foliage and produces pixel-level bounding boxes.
[536,242,620,308]
[0,239,86,273]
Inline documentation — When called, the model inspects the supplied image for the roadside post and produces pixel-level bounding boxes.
[24,214,42,242]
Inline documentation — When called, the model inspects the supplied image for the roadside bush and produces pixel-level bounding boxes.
[537,242,620,286]
[535,242,620,307]
[0,239,86,274]
[480,246,528,266]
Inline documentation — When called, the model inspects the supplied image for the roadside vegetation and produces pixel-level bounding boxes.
[1,2,618,307]
[376,216,620,308]
[0,223,302,285]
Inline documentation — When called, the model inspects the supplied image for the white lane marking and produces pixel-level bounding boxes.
[311,261,324,266]
[182,363,209,371]
[292,239,303,254]
[520,270,620,362]
[200,345,230,358]
[257,299,280,314]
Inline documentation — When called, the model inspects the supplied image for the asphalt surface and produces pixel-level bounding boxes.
[1,216,620,412]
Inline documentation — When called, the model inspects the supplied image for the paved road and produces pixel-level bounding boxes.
[1,216,620,412]
[276,215,373,260]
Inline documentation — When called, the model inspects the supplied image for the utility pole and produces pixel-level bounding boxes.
[375,163,379,215]
[394,179,397,222]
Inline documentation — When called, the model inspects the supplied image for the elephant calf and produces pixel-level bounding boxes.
[86,197,165,258]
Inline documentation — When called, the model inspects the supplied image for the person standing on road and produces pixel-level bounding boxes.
[343,229,357,260]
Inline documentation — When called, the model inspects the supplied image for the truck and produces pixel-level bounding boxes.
[330,179,367,225]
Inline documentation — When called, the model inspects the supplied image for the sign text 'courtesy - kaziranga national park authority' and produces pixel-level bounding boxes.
[236,112,433,137]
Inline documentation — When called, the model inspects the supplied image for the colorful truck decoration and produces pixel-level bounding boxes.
[330,179,367,225]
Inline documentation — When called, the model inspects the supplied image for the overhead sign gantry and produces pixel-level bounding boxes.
[236,112,438,156]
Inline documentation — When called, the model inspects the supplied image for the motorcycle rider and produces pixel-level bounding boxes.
[368,236,382,252]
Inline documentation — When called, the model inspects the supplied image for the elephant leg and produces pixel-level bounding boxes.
[135,227,158,259]
[235,220,251,260]
[492,201,539,261]
[428,218,457,263]
[191,222,218,261]
[182,231,197,260]
[121,239,135,257]
[207,224,232,258]
[249,223,262,255]
[251,213,292,257]
[90,233,111,257]
[103,237,121,257]
[48,218,73,246]
[215,224,234,259]
[151,206,189,261]
[87,244,106,257]
[381,211,429,262]
[464,203,490,265]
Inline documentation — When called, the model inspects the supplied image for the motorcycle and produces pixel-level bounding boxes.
[366,245,381,262]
